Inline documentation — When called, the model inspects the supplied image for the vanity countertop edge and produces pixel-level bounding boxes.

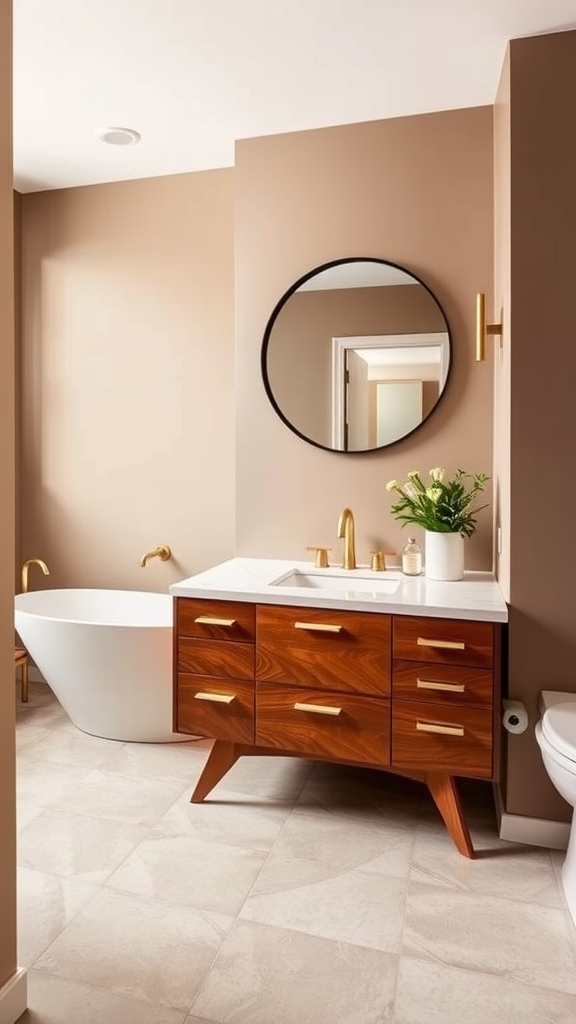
[169,557,508,623]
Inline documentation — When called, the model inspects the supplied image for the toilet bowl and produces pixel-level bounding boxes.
[535,690,576,924]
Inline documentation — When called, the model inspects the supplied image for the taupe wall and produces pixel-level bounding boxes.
[0,0,17,992]
[235,108,494,568]
[495,30,576,822]
[20,170,235,590]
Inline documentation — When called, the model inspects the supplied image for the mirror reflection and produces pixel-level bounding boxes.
[261,258,451,452]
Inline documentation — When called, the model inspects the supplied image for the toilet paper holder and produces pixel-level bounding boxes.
[502,699,529,735]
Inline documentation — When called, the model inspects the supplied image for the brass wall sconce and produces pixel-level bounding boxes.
[476,293,503,362]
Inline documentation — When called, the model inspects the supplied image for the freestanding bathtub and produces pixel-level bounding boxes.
[14,589,190,743]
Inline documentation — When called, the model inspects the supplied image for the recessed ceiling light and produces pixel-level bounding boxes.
[96,126,141,147]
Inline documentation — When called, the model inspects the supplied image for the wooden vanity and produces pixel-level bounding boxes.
[173,575,504,858]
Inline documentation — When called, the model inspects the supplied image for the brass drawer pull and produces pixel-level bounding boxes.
[194,692,236,704]
[294,621,342,633]
[194,616,237,627]
[417,637,465,650]
[417,677,465,693]
[294,702,342,716]
[416,720,465,737]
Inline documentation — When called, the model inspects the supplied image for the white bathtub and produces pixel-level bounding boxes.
[14,589,189,743]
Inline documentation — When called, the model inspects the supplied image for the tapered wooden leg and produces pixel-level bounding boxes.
[426,772,474,858]
[190,740,241,803]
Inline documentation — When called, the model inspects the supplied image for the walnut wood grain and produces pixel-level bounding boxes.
[177,597,255,641]
[392,660,493,707]
[178,638,255,680]
[177,674,255,744]
[393,616,494,668]
[392,699,493,778]
[255,683,391,765]
[256,605,391,695]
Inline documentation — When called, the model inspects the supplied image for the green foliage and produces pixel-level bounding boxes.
[386,468,490,538]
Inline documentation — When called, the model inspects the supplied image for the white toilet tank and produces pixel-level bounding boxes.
[539,690,576,716]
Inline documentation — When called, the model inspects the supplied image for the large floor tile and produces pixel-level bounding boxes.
[33,888,233,1011]
[294,762,424,829]
[19,721,123,769]
[18,808,149,884]
[51,767,188,826]
[240,850,407,952]
[393,956,576,1024]
[17,867,99,968]
[17,759,93,809]
[105,832,268,914]
[208,754,314,801]
[154,787,293,851]
[22,971,187,1024]
[410,819,563,907]
[403,881,576,995]
[190,918,397,1024]
[97,737,210,783]
[270,811,415,878]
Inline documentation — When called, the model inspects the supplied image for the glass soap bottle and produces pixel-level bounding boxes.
[402,538,422,576]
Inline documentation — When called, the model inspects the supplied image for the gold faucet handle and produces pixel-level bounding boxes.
[369,550,395,572]
[306,546,331,569]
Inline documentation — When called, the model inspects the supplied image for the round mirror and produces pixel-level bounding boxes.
[261,257,452,453]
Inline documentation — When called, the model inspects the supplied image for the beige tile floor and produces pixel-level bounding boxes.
[15,681,576,1024]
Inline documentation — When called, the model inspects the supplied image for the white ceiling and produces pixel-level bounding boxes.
[13,0,576,194]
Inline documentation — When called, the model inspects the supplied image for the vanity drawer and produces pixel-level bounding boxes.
[256,605,391,696]
[177,674,254,744]
[256,684,391,766]
[393,616,494,669]
[177,598,255,642]
[178,638,254,681]
[392,661,493,707]
[392,700,493,778]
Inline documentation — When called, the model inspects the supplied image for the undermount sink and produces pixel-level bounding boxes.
[271,569,402,595]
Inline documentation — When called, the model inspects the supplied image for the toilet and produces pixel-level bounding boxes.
[535,690,576,923]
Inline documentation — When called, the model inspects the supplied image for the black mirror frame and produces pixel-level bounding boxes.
[260,256,452,454]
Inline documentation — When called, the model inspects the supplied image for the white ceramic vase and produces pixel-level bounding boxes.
[425,530,464,581]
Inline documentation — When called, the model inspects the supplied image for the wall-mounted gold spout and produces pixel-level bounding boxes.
[21,558,50,594]
[337,508,356,570]
[140,544,172,568]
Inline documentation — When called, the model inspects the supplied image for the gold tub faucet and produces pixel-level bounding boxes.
[337,507,356,570]
[140,544,172,568]
[21,558,50,594]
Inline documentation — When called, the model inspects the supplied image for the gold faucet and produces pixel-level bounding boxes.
[337,508,356,570]
[21,558,50,594]
[140,544,172,568]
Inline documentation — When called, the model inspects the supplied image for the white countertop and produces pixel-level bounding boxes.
[169,557,508,623]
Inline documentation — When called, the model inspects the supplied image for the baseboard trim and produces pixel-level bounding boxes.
[0,968,27,1024]
[494,784,570,850]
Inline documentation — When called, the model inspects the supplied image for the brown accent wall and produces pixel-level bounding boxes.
[20,170,235,590]
[235,108,494,568]
[496,30,576,822]
[0,0,18,992]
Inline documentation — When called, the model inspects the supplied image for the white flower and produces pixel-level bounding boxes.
[426,486,442,503]
[429,467,444,482]
[386,479,401,492]
[405,482,418,499]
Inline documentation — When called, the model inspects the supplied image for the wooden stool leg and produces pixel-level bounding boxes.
[21,660,29,703]
[427,772,474,858]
